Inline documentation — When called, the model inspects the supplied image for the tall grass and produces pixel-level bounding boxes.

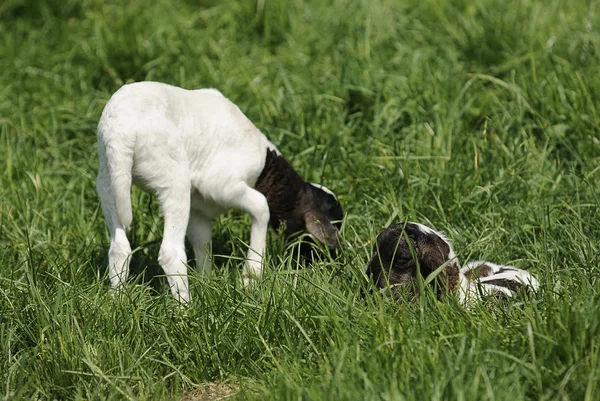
[1,0,599,399]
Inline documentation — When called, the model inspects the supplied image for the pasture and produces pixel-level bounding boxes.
[1,0,599,399]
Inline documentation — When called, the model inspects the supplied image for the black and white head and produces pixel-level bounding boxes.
[295,183,343,260]
[366,222,460,299]
[281,182,343,262]
[254,149,343,260]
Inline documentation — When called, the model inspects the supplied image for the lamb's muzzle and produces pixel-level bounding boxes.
[96,81,342,302]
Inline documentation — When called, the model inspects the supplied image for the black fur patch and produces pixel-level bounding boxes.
[463,263,493,280]
[483,278,525,293]
[254,149,307,233]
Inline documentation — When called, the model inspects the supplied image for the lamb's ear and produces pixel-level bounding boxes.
[303,211,339,250]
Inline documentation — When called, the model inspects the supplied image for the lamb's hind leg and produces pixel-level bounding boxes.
[96,172,132,289]
[156,175,192,302]
[186,209,212,276]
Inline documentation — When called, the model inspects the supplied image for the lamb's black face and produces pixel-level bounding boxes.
[366,222,459,298]
[307,184,343,230]
[296,184,343,262]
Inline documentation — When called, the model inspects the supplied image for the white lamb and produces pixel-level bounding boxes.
[96,82,343,302]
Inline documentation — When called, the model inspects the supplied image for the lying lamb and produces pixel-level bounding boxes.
[366,222,539,305]
[96,82,343,302]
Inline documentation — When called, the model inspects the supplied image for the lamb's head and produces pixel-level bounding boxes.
[366,222,460,299]
[279,183,343,261]
[301,183,343,248]
[254,149,343,260]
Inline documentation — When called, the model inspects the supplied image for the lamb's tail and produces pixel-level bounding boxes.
[97,124,134,229]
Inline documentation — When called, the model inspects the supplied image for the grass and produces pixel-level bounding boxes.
[1,0,599,399]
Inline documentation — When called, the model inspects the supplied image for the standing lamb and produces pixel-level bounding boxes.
[96,82,343,302]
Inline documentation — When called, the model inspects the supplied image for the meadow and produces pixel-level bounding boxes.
[1,0,599,399]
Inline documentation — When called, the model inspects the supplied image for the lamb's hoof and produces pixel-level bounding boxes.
[242,274,255,288]
[242,262,262,288]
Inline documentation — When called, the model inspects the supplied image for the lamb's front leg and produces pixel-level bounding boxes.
[229,185,270,286]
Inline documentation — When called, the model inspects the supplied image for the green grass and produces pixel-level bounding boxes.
[1,0,600,399]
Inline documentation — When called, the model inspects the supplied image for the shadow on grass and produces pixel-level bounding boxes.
[91,221,340,297]
[91,235,239,295]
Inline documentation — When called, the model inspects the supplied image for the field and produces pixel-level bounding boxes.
[1,0,600,399]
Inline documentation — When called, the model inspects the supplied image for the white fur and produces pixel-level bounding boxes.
[96,82,284,301]
[458,260,539,306]
[309,183,337,201]
[461,260,540,290]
